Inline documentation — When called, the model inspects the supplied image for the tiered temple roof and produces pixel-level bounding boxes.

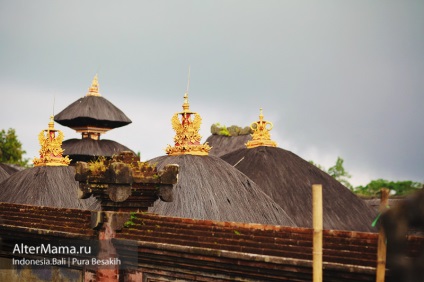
[54,75,134,163]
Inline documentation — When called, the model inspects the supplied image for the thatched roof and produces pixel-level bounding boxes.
[62,138,134,163]
[0,163,24,175]
[0,165,9,182]
[220,146,377,232]
[205,134,252,157]
[147,154,296,226]
[54,96,131,129]
[0,166,100,210]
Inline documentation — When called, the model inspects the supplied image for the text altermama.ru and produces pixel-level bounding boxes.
[13,243,91,255]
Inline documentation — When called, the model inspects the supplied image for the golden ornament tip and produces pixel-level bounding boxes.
[33,117,71,166]
[86,74,101,97]
[166,89,211,156]
[48,116,55,130]
[182,92,190,112]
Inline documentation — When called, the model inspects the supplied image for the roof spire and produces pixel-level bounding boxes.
[165,71,211,156]
[246,108,277,149]
[33,116,71,166]
[86,74,101,97]
[182,67,191,112]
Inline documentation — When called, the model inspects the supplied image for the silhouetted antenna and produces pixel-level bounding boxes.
[53,95,56,116]
[186,66,191,94]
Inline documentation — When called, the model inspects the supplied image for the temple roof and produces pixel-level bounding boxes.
[150,88,293,225]
[205,134,251,157]
[62,138,134,163]
[221,146,377,232]
[0,165,9,182]
[0,163,23,175]
[54,75,131,131]
[148,154,296,226]
[0,117,100,210]
[0,166,100,210]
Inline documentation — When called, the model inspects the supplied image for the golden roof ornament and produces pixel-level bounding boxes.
[86,74,101,97]
[165,91,211,156]
[246,108,277,149]
[33,116,71,166]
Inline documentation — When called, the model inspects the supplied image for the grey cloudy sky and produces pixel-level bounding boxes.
[0,0,423,186]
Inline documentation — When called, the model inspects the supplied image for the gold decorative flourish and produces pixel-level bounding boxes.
[33,116,71,166]
[165,92,211,156]
[246,108,277,149]
[86,74,101,97]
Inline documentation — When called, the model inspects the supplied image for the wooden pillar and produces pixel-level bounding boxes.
[376,188,390,282]
[312,184,323,282]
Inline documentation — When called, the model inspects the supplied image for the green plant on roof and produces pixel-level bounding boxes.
[124,212,138,228]
[88,156,108,175]
[234,230,241,235]
[211,123,252,136]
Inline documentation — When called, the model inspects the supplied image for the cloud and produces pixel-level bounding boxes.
[0,1,423,186]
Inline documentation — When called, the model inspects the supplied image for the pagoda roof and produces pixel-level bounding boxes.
[54,95,132,130]
[62,138,134,163]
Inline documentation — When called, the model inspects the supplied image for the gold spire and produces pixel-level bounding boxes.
[86,74,101,97]
[165,92,211,156]
[246,108,277,149]
[33,116,71,166]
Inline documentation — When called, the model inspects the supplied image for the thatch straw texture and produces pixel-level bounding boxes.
[0,163,23,175]
[0,165,9,182]
[0,166,100,210]
[63,138,134,163]
[205,134,252,157]
[54,96,131,129]
[221,146,377,232]
[147,154,296,226]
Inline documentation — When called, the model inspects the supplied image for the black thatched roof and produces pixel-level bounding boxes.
[220,146,377,232]
[0,165,9,182]
[54,96,131,129]
[0,163,24,175]
[205,134,252,157]
[0,166,100,210]
[147,154,296,226]
[63,138,134,163]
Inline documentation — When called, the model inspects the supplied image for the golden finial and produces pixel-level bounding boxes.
[165,73,211,156]
[182,92,190,112]
[33,116,71,166]
[182,66,191,112]
[86,74,101,97]
[246,108,277,149]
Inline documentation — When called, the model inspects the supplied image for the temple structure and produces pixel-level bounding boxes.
[205,123,252,157]
[220,109,377,232]
[148,90,295,226]
[0,166,9,182]
[54,75,134,163]
[0,117,99,209]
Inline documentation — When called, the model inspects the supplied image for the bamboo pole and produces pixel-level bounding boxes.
[376,188,389,282]
[312,184,323,282]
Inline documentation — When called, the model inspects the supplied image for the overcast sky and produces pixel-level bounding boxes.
[0,0,423,186]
